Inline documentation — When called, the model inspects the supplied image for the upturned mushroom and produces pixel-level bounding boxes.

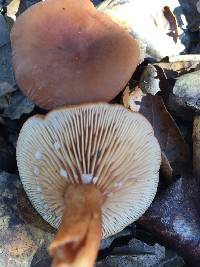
[17,103,161,267]
[10,0,140,110]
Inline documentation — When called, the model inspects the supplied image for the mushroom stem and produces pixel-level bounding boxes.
[49,184,103,267]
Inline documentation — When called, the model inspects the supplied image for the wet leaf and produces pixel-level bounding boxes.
[0,82,16,98]
[163,6,178,43]
[0,82,16,109]
[168,70,200,120]
[139,175,200,266]
[193,115,200,179]
[172,70,200,108]
[3,90,35,120]
[0,43,15,86]
[155,60,200,80]
[197,0,200,13]
[179,0,200,31]
[0,14,9,47]
[97,237,184,267]
[122,86,132,109]
[16,188,56,234]
[123,87,190,175]
[0,135,16,172]
[139,64,160,95]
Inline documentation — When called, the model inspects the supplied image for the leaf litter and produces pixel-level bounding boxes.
[1,0,200,266]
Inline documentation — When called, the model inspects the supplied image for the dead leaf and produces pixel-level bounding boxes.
[3,90,35,120]
[155,60,200,80]
[0,171,53,267]
[123,87,190,175]
[0,81,15,97]
[139,175,200,266]
[0,135,16,172]
[0,82,16,109]
[160,152,173,184]
[6,0,20,21]
[197,0,200,13]
[16,188,55,233]
[122,86,131,109]
[98,0,185,59]
[128,88,144,111]
[0,14,9,47]
[163,6,178,43]
[172,70,200,110]
[168,54,200,63]
[180,0,200,31]
[167,70,200,120]
[193,115,200,179]
[139,64,160,95]
[0,43,15,86]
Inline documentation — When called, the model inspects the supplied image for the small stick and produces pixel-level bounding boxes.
[169,55,200,62]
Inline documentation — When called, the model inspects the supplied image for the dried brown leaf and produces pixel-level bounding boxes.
[163,6,178,43]
[6,0,20,21]
[139,175,200,266]
[123,87,190,175]
[139,64,160,95]
[155,60,200,80]
[193,115,200,179]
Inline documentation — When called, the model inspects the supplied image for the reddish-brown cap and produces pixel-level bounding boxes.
[10,0,140,110]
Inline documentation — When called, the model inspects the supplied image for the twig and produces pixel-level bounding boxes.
[169,55,200,63]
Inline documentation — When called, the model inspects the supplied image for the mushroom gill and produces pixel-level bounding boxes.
[16,103,161,267]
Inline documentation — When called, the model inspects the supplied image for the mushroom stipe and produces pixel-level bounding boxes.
[17,103,161,267]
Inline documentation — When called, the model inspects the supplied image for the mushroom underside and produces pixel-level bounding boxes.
[17,103,161,238]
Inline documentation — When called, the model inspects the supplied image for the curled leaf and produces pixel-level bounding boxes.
[123,87,190,175]
[6,0,21,21]
[3,90,35,120]
[139,64,160,95]
[139,175,200,266]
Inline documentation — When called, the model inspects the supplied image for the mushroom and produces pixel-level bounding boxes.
[16,103,161,267]
[10,0,140,110]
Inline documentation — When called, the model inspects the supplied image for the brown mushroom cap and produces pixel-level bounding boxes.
[10,0,140,110]
[17,103,161,238]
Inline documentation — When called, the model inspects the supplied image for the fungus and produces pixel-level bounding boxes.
[10,0,140,110]
[16,103,161,267]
